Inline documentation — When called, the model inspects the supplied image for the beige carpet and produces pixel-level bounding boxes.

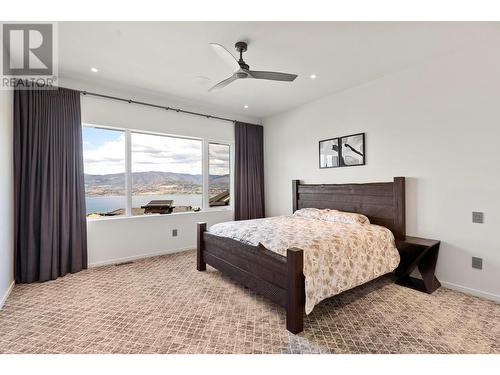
[0,250,499,354]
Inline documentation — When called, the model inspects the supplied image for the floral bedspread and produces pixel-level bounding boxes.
[209,215,400,314]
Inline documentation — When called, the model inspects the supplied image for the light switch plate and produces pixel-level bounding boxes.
[472,212,484,224]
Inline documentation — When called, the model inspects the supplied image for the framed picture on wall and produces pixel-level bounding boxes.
[319,137,340,168]
[319,132,365,168]
[340,133,365,166]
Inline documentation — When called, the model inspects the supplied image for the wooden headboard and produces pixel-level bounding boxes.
[292,177,406,239]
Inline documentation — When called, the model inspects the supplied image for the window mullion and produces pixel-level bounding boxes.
[229,143,234,210]
[202,140,209,211]
[125,130,132,216]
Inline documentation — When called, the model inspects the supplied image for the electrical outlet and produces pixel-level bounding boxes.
[472,212,484,224]
[472,257,483,270]
[172,229,178,237]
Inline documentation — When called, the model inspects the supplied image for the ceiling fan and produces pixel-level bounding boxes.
[208,41,298,92]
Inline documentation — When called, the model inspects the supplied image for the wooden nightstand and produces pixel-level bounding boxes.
[394,236,441,293]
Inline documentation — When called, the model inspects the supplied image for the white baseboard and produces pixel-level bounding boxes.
[0,280,15,310]
[88,246,193,268]
[441,280,500,303]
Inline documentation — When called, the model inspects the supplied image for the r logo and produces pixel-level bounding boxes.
[2,23,53,76]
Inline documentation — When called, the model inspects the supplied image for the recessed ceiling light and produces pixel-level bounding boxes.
[243,105,249,109]
[90,67,99,73]
[310,74,317,80]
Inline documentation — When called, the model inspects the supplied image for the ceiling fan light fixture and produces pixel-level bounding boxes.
[208,41,298,92]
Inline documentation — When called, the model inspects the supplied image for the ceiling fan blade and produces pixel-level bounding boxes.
[248,70,298,82]
[209,43,240,71]
[208,75,238,92]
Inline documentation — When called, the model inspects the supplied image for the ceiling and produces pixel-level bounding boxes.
[59,22,499,120]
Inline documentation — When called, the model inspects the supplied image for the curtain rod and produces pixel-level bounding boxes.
[79,90,238,124]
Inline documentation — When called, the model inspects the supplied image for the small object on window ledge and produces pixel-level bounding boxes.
[209,190,230,207]
[102,208,126,216]
[141,200,174,214]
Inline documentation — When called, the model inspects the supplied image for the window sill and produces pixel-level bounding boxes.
[86,207,233,222]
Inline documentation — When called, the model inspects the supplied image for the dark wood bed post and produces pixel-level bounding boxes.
[197,222,207,271]
[292,179,300,213]
[286,248,305,334]
[393,177,406,240]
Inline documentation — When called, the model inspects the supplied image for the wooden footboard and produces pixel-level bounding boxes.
[196,222,305,334]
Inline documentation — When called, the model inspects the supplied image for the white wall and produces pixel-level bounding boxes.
[87,211,233,266]
[0,89,14,308]
[60,77,259,266]
[263,43,500,301]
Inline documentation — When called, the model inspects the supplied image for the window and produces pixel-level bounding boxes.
[131,132,203,215]
[82,124,231,218]
[82,127,126,218]
[208,143,230,207]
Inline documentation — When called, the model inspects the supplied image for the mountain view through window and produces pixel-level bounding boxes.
[83,127,126,218]
[209,143,230,207]
[83,126,231,218]
[131,132,203,215]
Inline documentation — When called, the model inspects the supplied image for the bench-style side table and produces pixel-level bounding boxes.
[394,236,441,293]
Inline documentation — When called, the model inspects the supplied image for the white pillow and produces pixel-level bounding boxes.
[322,210,370,225]
[293,208,370,225]
[292,208,329,220]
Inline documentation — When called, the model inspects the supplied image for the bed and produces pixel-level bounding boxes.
[196,177,405,334]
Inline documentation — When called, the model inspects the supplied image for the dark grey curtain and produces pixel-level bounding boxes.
[234,122,265,220]
[14,87,87,283]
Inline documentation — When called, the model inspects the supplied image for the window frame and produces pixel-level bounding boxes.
[82,123,234,219]
[207,142,232,208]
